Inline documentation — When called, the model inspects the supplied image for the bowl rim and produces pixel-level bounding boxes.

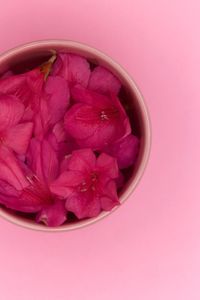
[0,39,151,232]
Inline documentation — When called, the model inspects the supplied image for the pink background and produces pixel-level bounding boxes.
[0,1,200,299]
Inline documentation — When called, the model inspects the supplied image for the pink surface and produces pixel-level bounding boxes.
[0,1,200,299]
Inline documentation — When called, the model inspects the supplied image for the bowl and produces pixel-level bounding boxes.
[0,40,151,231]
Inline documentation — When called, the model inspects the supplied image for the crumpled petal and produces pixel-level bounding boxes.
[0,68,44,107]
[51,53,91,87]
[36,200,67,226]
[44,75,70,125]
[88,66,121,95]
[27,138,59,183]
[0,94,24,131]
[103,134,140,169]
[4,122,33,154]
[34,76,70,137]
[0,146,29,190]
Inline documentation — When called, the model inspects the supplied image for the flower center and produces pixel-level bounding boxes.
[79,172,98,193]
[99,107,119,122]
[100,111,109,121]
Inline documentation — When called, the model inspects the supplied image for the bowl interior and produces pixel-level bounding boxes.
[0,41,150,231]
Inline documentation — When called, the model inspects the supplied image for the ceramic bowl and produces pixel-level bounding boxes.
[0,40,151,231]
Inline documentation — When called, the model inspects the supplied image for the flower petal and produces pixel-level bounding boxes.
[66,192,101,219]
[68,149,96,173]
[50,170,84,198]
[64,103,100,140]
[100,180,119,211]
[115,171,124,189]
[67,87,131,150]
[97,153,119,179]
[103,134,140,169]
[0,94,24,130]
[71,85,110,107]
[27,138,59,183]
[0,146,29,190]
[88,66,121,95]
[52,122,67,143]
[0,68,44,106]
[5,122,33,154]
[52,53,91,87]
[36,200,67,226]
[44,75,70,124]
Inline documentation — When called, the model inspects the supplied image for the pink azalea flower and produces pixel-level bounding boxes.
[51,53,91,88]
[64,86,131,150]
[0,56,56,121]
[50,149,120,219]
[0,139,67,226]
[0,68,44,109]
[88,66,121,95]
[103,134,140,169]
[0,94,33,154]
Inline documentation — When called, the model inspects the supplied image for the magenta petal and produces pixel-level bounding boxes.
[44,76,70,124]
[100,180,119,211]
[103,134,140,169]
[64,103,100,140]
[68,149,96,172]
[5,122,33,154]
[0,147,29,190]
[41,139,59,183]
[1,70,14,79]
[67,54,91,87]
[67,87,131,150]
[71,85,110,106]
[36,200,67,227]
[96,153,118,179]
[0,179,20,197]
[88,66,121,95]
[66,193,101,219]
[52,53,91,87]
[0,94,24,130]
[50,170,84,198]
[0,180,36,213]
[115,171,125,189]
[0,68,44,106]
[27,138,59,183]
[52,122,67,143]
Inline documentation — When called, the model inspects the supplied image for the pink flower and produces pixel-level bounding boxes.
[0,56,56,121]
[88,66,121,95]
[0,139,67,226]
[0,68,44,110]
[103,134,140,169]
[51,53,91,88]
[64,86,131,150]
[50,149,120,219]
[0,94,33,154]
